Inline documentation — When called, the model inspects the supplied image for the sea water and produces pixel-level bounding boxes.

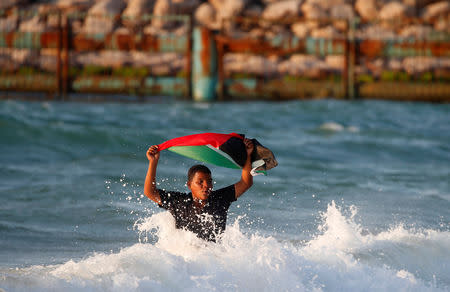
[0,99,449,291]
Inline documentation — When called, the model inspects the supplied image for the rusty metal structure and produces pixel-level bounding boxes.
[1,9,449,102]
[0,10,191,101]
[215,16,450,102]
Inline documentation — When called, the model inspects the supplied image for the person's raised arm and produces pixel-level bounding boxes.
[234,138,254,199]
[144,145,162,205]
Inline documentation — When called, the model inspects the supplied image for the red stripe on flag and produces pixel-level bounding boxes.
[158,133,243,151]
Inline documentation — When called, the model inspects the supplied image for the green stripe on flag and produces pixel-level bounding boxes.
[168,145,241,169]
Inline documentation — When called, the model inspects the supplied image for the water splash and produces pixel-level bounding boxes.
[2,201,448,291]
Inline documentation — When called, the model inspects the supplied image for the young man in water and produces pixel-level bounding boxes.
[144,139,254,242]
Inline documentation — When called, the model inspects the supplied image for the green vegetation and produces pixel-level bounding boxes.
[380,71,411,82]
[397,72,410,82]
[360,71,443,83]
[283,74,342,82]
[68,66,187,78]
[69,66,151,77]
[176,71,188,78]
[283,75,309,82]
[357,74,374,83]
[82,65,110,76]
[420,72,433,82]
[18,67,38,75]
[230,73,255,79]
[112,67,148,77]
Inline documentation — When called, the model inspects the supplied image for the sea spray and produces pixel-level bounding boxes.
[2,203,447,291]
[302,201,450,290]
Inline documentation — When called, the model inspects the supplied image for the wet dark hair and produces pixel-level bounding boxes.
[187,164,211,183]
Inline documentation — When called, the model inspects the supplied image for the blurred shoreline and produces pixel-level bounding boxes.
[1,0,449,102]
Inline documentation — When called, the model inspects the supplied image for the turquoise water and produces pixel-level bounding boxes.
[0,99,449,291]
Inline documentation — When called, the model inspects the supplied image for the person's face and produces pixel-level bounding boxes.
[188,171,213,201]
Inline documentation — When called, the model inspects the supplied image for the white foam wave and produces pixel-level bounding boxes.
[303,201,450,289]
[319,122,360,133]
[2,203,448,292]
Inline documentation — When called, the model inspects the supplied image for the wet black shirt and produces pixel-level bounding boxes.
[157,185,236,242]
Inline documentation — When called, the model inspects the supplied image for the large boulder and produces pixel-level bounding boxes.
[325,55,344,72]
[278,54,326,77]
[278,54,310,75]
[11,48,37,64]
[194,2,219,30]
[0,0,27,10]
[83,16,116,35]
[311,25,343,39]
[304,0,351,11]
[224,53,279,77]
[356,24,396,39]
[152,0,199,29]
[399,24,434,39]
[152,0,171,29]
[330,4,355,31]
[19,15,47,32]
[82,0,126,35]
[210,0,247,20]
[433,15,449,32]
[54,0,94,11]
[0,49,37,71]
[291,22,310,38]
[330,4,354,19]
[35,49,58,73]
[122,0,156,30]
[403,56,437,74]
[0,14,18,32]
[387,58,403,71]
[87,0,125,15]
[1,48,38,70]
[248,27,265,39]
[379,2,414,21]
[130,52,185,74]
[365,58,385,77]
[245,55,279,76]
[131,51,170,66]
[209,0,246,32]
[35,4,61,29]
[301,2,327,20]
[262,0,303,21]
[74,51,132,68]
[355,0,378,22]
[0,50,14,72]
[422,1,450,22]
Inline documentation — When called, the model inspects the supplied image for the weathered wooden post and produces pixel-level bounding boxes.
[216,39,225,101]
[62,14,69,99]
[192,26,217,101]
[347,18,357,99]
[56,11,62,98]
[186,16,193,100]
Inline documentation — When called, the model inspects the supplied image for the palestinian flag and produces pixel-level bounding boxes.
[157,132,277,175]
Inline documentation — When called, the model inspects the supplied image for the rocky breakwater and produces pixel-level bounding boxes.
[1,0,199,78]
[0,0,449,87]
[196,0,449,82]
